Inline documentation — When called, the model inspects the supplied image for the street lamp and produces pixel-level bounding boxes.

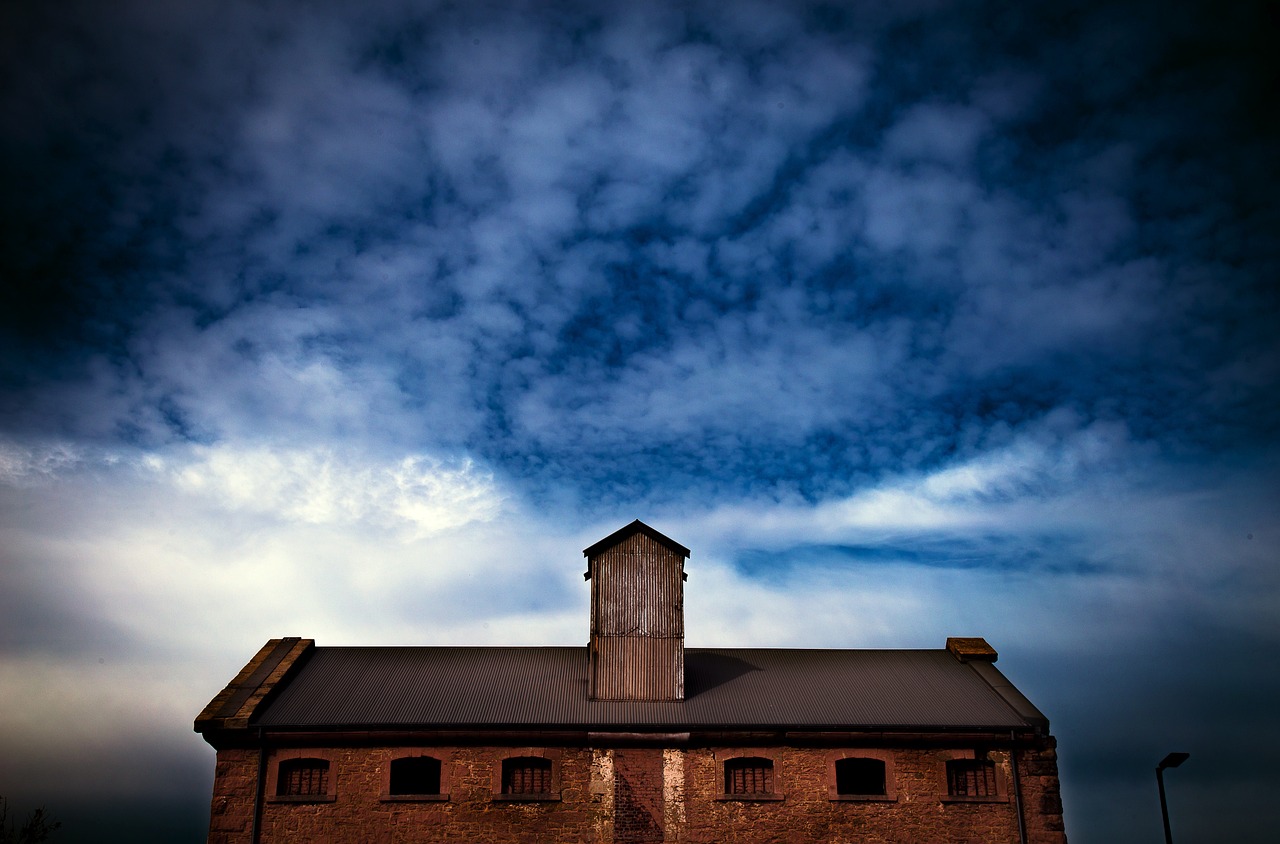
[1156,752,1190,844]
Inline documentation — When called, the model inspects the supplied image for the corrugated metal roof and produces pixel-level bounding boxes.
[253,646,1045,732]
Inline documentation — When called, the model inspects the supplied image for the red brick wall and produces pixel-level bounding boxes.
[614,748,663,843]
[205,740,1066,843]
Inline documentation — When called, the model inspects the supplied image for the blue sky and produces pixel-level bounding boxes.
[1,0,1277,840]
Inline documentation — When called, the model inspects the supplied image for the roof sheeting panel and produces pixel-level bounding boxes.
[253,646,1042,732]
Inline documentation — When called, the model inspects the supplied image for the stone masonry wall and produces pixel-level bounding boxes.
[671,746,1054,844]
[1021,739,1067,843]
[206,749,257,844]
[205,740,1067,843]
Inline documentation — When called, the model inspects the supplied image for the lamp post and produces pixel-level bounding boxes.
[1156,752,1190,844]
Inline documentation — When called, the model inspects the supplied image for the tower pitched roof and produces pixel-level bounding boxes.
[582,519,690,559]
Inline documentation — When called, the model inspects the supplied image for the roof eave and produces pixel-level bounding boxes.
[194,637,315,739]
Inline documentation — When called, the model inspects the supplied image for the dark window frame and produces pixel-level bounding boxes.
[716,753,784,802]
[826,750,897,802]
[267,753,336,804]
[836,758,886,797]
[492,749,562,802]
[947,758,998,797]
[383,754,449,802]
[938,750,1008,804]
[503,756,552,794]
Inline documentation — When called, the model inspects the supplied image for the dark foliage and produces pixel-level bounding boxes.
[0,797,61,844]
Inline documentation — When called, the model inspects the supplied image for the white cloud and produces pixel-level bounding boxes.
[663,413,1145,552]
[172,445,504,535]
[0,441,84,485]
[0,442,566,802]
[1,430,1277,834]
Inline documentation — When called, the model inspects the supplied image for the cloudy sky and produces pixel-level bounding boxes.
[1,0,1277,840]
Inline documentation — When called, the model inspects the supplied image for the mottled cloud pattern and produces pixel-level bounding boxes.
[1,0,1277,841]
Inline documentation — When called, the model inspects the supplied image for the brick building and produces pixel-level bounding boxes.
[196,520,1067,843]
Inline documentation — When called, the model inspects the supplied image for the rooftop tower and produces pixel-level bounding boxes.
[583,520,689,700]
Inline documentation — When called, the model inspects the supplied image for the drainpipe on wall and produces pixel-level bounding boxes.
[1010,731,1028,844]
[252,728,266,844]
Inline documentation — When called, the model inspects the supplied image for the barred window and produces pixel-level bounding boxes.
[836,757,886,796]
[390,756,442,796]
[947,758,997,798]
[277,758,329,797]
[724,757,774,796]
[502,756,552,795]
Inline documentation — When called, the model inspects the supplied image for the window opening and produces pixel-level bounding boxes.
[502,756,552,795]
[390,756,442,795]
[836,757,886,796]
[947,758,997,798]
[724,757,774,795]
[277,758,329,797]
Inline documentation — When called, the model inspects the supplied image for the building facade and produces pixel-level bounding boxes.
[196,520,1068,843]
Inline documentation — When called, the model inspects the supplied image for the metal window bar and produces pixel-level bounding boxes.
[947,759,996,797]
[280,760,328,796]
[504,759,551,794]
[726,759,773,795]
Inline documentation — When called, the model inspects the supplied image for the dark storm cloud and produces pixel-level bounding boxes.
[5,0,1274,505]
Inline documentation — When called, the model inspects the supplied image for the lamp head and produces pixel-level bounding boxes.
[1158,752,1190,769]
